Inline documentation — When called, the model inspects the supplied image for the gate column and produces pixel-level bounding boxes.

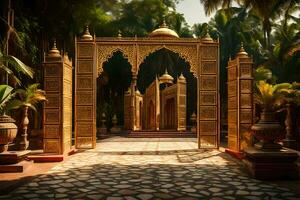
[198,35,219,148]
[75,27,96,149]
[43,41,72,154]
[227,44,254,152]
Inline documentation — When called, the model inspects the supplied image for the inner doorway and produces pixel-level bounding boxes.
[96,51,132,134]
[136,48,197,133]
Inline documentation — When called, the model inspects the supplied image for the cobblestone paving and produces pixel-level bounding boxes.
[1,137,299,200]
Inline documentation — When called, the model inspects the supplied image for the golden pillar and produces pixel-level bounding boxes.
[227,43,254,152]
[43,40,72,154]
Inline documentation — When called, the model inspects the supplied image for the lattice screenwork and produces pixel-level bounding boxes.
[198,41,219,148]
[43,44,72,154]
[75,39,96,149]
[227,46,254,152]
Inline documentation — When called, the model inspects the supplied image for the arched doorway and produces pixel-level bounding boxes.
[137,48,197,132]
[97,51,132,134]
[75,27,219,149]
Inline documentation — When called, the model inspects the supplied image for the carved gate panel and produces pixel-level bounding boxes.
[198,42,219,148]
[75,41,96,149]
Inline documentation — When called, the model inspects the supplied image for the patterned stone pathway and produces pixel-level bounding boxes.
[1,137,299,200]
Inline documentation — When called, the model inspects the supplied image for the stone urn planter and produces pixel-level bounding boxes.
[251,111,284,150]
[0,115,18,153]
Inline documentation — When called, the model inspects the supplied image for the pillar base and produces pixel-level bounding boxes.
[225,148,243,159]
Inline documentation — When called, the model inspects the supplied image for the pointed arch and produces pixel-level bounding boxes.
[137,45,198,77]
[97,44,136,75]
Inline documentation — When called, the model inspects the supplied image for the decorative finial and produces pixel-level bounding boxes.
[179,73,185,80]
[118,30,122,38]
[160,18,168,28]
[81,25,93,40]
[48,38,60,57]
[237,42,248,57]
[53,39,57,49]
[178,73,186,82]
[201,31,213,42]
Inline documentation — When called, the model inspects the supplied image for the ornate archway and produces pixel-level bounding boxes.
[75,26,220,149]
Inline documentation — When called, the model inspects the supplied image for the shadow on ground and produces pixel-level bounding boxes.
[0,150,299,200]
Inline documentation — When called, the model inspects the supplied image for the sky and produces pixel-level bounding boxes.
[176,0,213,26]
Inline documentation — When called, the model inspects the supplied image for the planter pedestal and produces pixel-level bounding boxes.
[0,150,30,173]
[0,150,30,165]
[243,147,299,180]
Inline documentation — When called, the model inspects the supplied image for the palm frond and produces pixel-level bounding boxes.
[2,55,34,78]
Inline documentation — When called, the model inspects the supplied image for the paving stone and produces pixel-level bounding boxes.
[236,190,250,195]
[55,188,69,193]
[27,182,39,187]
[55,194,68,198]
[138,189,156,193]
[114,184,131,189]
[3,137,298,199]
[200,191,210,196]
[23,194,38,198]
[137,194,153,200]
[124,197,138,200]
[182,188,197,193]
[118,189,137,195]
[209,187,222,193]
[106,197,122,200]
[87,194,104,200]
[154,192,174,199]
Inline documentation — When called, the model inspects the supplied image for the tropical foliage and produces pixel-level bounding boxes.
[0,84,14,115]
[7,83,46,112]
[255,81,292,112]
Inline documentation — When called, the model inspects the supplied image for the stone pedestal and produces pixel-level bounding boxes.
[110,127,121,134]
[0,150,30,165]
[243,147,299,180]
[0,150,30,173]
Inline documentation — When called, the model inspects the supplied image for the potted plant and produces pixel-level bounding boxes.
[7,83,46,150]
[251,80,291,150]
[0,19,35,152]
[0,84,18,152]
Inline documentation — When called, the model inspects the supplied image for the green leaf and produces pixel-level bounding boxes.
[6,99,24,111]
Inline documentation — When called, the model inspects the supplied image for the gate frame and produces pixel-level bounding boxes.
[75,29,220,149]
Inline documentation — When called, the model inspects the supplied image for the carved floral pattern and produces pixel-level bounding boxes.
[97,44,135,75]
[137,45,198,76]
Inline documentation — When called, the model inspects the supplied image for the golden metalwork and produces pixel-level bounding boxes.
[75,25,220,149]
[43,42,73,154]
[227,44,254,152]
[149,21,179,38]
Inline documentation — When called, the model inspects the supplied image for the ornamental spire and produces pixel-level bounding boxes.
[81,25,93,40]
[48,39,60,57]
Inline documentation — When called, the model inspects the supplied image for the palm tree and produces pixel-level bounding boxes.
[200,0,299,49]
[200,0,233,15]
[7,83,46,150]
[267,16,300,83]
